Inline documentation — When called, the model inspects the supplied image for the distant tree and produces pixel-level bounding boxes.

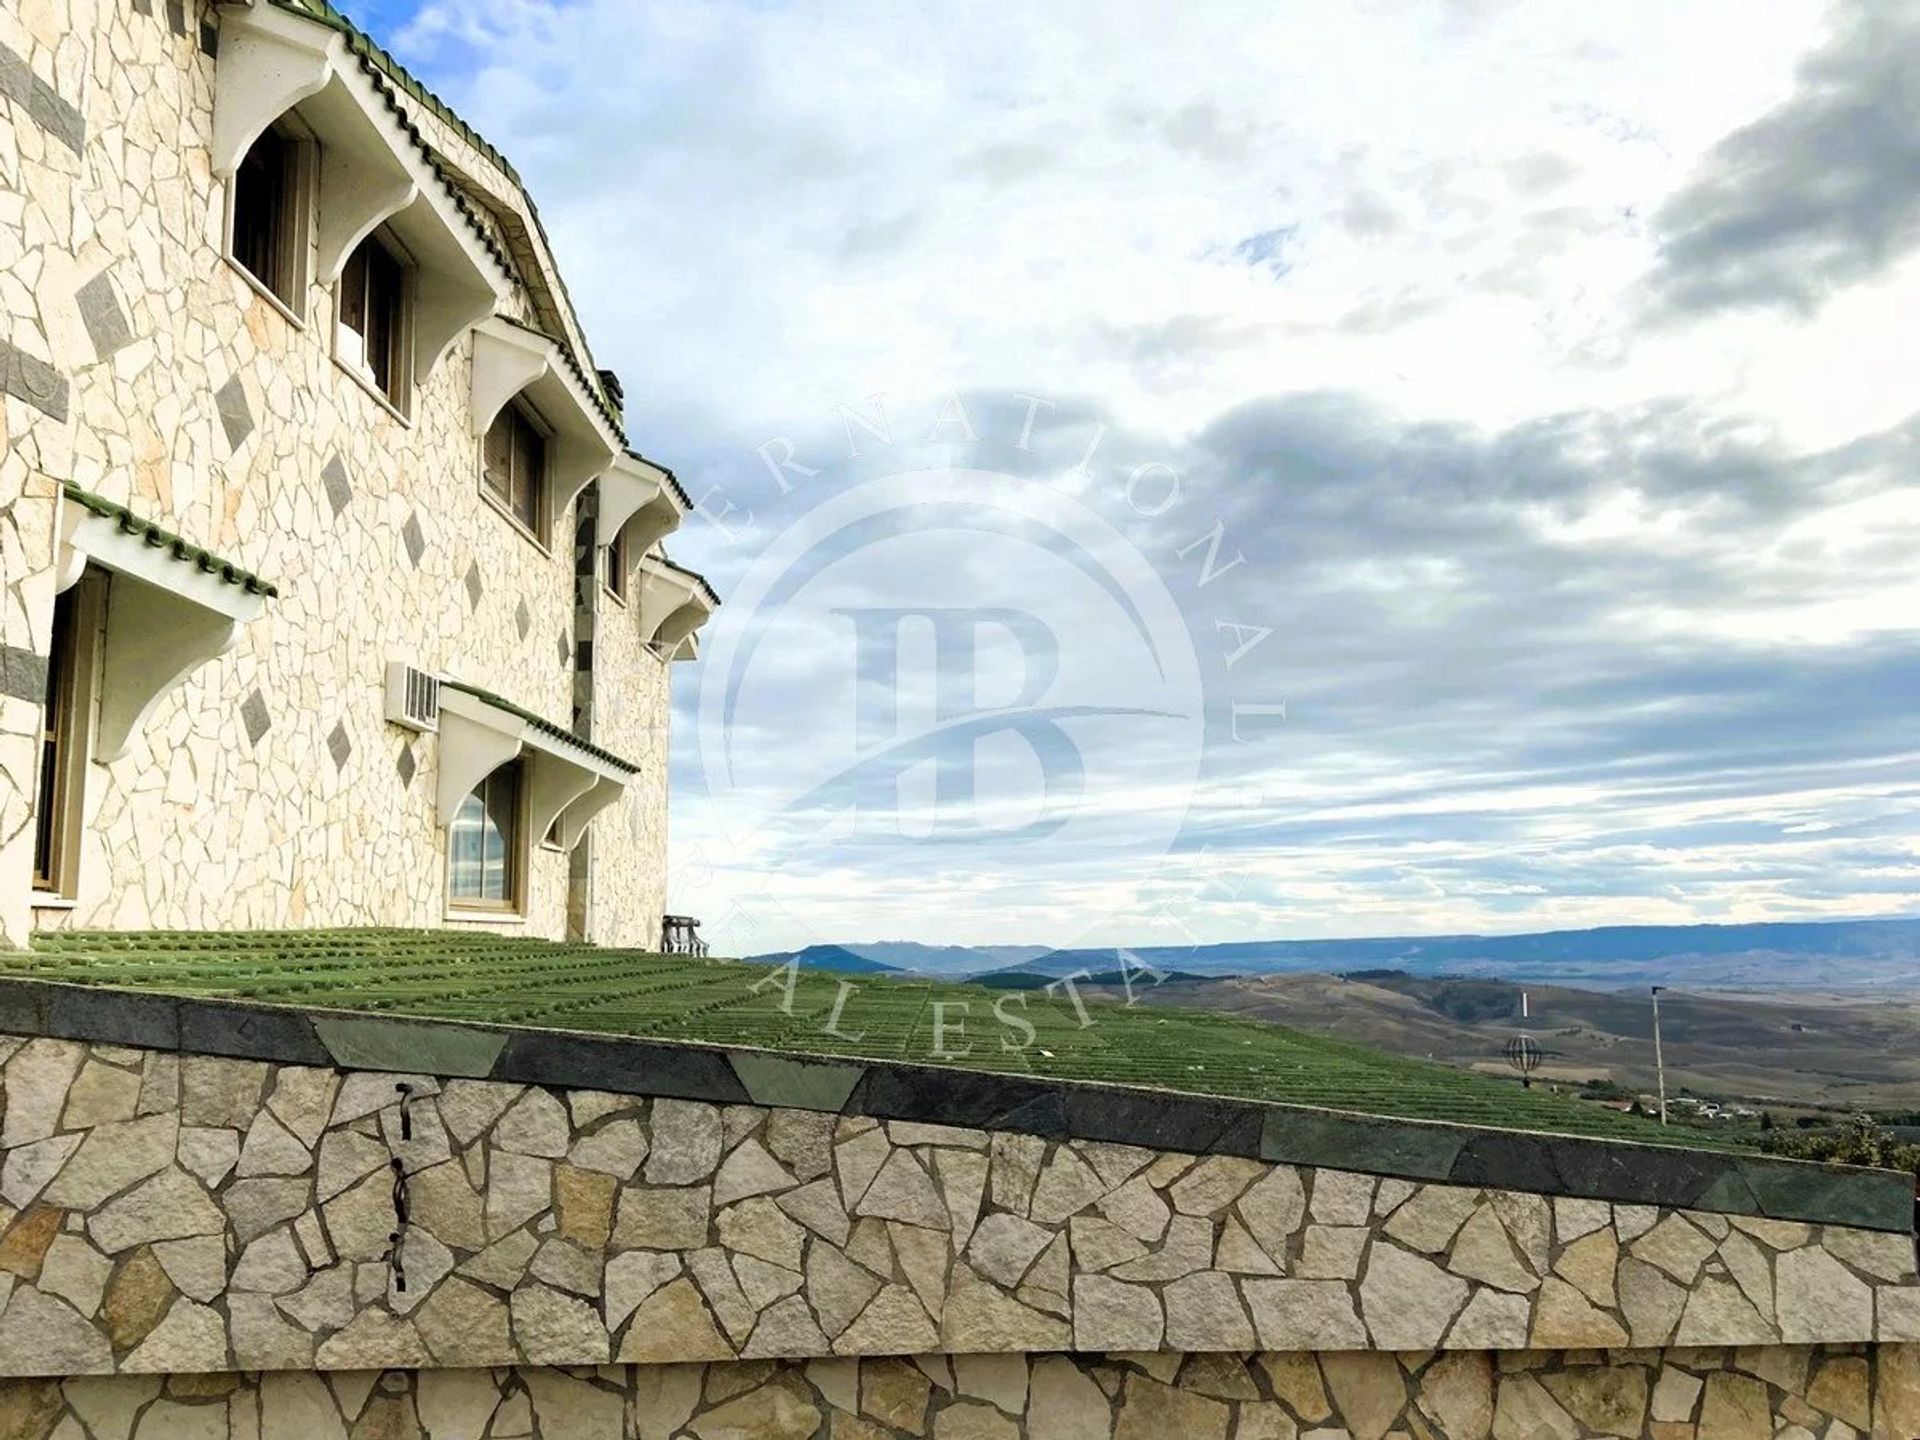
[1763,1112,1920,1179]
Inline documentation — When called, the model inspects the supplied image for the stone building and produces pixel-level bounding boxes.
[0,0,716,950]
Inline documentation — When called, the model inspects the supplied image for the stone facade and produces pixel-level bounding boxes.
[2,1342,1916,1440]
[1,1032,1916,1382]
[0,0,699,949]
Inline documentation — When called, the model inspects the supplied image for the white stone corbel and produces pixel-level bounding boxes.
[58,498,269,762]
[555,777,625,849]
[434,709,525,828]
[315,168,417,285]
[416,274,504,383]
[525,748,600,844]
[654,599,711,652]
[470,320,552,438]
[634,558,715,654]
[211,3,342,179]
[598,452,685,552]
[96,604,242,764]
[548,432,620,521]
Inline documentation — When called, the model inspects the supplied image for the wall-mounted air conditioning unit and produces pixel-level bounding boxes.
[385,662,441,733]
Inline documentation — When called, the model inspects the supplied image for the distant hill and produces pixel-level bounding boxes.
[749,918,1920,989]
[753,945,901,975]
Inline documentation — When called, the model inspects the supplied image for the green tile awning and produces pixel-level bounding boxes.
[63,483,279,598]
[439,679,639,775]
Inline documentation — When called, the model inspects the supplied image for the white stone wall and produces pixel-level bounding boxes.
[588,578,672,949]
[0,0,676,944]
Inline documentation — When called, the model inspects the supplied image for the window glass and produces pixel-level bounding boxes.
[233,128,299,308]
[482,403,547,542]
[339,235,407,404]
[449,762,521,906]
[510,409,544,532]
[32,586,78,890]
[606,525,628,598]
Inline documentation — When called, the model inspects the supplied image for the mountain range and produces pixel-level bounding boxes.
[748,917,1920,990]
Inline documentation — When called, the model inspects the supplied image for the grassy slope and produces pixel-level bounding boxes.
[4,929,1720,1146]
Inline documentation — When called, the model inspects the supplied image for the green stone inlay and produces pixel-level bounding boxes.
[62,483,279,597]
[1693,1166,1761,1217]
[315,1014,507,1077]
[730,1051,863,1113]
[1260,1107,1464,1181]
[1740,1160,1912,1232]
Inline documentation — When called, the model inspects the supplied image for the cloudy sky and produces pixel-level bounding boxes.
[354,0,1919,953]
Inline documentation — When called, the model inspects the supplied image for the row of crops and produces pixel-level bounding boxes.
[13,929,1706,1144]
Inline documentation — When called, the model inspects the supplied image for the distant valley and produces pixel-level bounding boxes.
[750,916,1920,990]
[747,917,1920,1112]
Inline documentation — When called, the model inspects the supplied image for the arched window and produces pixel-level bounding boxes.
[482,399,549,544]
[448,761,524,910]
[337,230,413,411]
[229,124,310,313]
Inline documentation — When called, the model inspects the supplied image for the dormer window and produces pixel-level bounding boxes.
[482,399,549,544]
[229,124,310,315]
[337,232,412,412]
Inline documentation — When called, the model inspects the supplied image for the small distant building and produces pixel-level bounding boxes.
[0,0,717,948]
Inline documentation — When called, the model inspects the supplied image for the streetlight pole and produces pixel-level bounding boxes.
[1651,985,1668,1125]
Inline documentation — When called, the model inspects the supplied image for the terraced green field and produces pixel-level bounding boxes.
[6,929,1719,1145]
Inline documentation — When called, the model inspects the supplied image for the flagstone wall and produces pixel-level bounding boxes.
[2,1033,1917,1385]
[0,1341,1914,1440]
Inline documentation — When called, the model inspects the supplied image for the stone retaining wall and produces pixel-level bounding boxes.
[3,1032,1917,1382]
[1,1342,1915,1439]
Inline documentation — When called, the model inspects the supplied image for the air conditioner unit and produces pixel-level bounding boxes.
[385,662,440,733]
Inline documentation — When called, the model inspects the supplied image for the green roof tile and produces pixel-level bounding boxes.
[63,483,279,597]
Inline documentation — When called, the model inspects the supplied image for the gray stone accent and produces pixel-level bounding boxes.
[402,512,426,567]
[321,456,352,518]
[0,336,70,421]
[214,373,253,450]
[729,1052,865,1113]
[0,41,85,155]
[515,598,531,640]
[327,720,351,770]
[0,644,49,703]
[396,742,416,788]
[76,271,134,359]
[240,689,271,748]
[465,560,484,610]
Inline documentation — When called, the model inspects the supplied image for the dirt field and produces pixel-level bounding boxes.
[1129,970,1920,1115]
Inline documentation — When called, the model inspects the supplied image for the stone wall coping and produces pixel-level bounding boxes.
[0,973,1909,1233]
